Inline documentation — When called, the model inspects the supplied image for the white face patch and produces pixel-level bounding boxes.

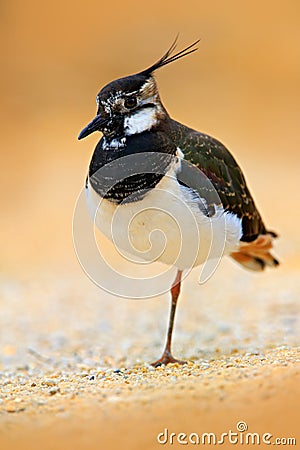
[124,107,157,136]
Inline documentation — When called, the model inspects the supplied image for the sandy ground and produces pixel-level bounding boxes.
[1,1,300,448]
[1,354,299,450]
[1,261,299,449]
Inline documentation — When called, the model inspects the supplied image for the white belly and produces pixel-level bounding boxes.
[86,169,242,271]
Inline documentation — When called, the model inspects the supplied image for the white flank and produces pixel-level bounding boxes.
[86,157,243,271]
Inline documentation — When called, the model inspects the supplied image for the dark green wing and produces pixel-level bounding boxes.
[172,120,267,241]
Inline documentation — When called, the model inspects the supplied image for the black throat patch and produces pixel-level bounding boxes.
[88,130,177,204]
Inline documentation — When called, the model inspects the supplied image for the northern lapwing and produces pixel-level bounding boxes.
[78,38,279,367]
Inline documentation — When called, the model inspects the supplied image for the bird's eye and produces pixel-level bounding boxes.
[124,96,137,109]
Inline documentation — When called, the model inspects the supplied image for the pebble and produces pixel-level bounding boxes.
[43,378,58,387]
[201,363,211,370]
[36,399,47,405]
[6,407,26,413]
[49,387,60,396]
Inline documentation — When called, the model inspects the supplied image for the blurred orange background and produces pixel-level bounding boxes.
[0,3,300,449]
[1,0,300,277]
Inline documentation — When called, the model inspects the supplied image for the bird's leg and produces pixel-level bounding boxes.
[151,270,186,367]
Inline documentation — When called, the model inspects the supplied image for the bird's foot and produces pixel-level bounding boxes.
[151,351,187,368]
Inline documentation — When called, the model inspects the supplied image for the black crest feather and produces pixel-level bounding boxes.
[140,36,200,76]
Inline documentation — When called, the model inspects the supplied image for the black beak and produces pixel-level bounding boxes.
[78,114,108,140]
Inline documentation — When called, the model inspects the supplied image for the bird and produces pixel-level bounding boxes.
[78,37,279,367]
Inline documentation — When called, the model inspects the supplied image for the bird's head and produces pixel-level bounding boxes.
[78,37,200,141]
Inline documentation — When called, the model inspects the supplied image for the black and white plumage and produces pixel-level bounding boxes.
[78,38,279,366]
